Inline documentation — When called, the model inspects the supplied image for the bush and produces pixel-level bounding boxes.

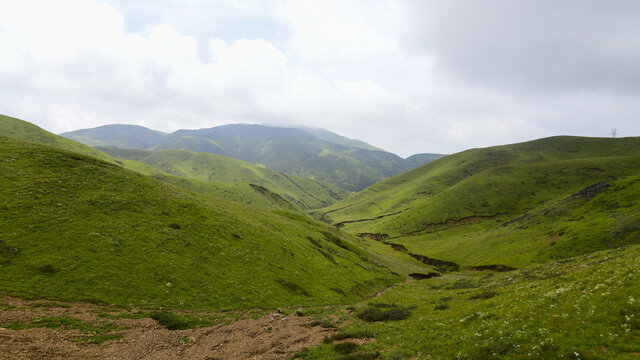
[333,341,358,354]
[357,306,414,322]
[468,290,498,300]
[38,263,58,273]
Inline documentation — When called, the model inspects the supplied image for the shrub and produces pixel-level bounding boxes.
[275,278,309,296]
[357,306,414,322]
[333,341,358,354]
[468,290,499,300]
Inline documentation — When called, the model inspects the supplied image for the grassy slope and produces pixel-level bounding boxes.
[0,136,433,311]
[1,114,338,212]
[64,123,442,191]
[318,136,640,267]
[399,175,640,268]
[97,147,349,210]
[302,244,640,359]
[0,114,118,164]
[60,124,166,149]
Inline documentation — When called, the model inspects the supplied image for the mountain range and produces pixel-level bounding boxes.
[61,124,444,191]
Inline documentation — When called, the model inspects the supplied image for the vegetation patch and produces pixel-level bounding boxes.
[357,304,414,322]
[323,329,375,344]
[275,278,310,296]
[468,290,499,300]
[2,316,126,343]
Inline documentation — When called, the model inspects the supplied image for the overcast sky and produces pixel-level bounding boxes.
[1,0,639,156]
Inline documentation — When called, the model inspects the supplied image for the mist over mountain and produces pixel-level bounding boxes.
[62,123,444,191]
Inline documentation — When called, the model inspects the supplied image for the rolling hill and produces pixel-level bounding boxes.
[0,115,347,212]
[0,114,119,165]
[0,136,433,310]
[97,147,349,210]
[318,136,640,268]
[62,123,444,191]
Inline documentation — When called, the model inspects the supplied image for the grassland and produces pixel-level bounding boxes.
[0,114,118,164]
[63,123,443,191]
[318,136,640,268]
[97,147,349,210]
[297,244,640,359]
[0,136,433,311]
[1,114,348,212]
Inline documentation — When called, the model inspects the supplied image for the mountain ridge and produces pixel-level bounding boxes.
[61,123,445,191]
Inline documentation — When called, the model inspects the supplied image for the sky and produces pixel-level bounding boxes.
[1,0,639,156]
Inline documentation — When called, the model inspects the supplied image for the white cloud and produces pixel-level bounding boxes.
[0,0,639,156]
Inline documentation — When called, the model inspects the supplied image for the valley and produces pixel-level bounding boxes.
[1,114,639,359]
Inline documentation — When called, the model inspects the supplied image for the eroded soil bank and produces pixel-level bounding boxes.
[0,296,334,360]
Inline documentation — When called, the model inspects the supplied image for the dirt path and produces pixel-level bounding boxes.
[0,296,334,360]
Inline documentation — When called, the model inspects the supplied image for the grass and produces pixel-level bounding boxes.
[319,136,640,268]
[66,123,442,191]
[0,136,427,311]
[97,147,350,210]
[0,114,118,165]
[296,244,640,359]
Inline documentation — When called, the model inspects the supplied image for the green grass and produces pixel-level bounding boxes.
[97,147,349,210]
[0,136,431,311]
[298,244,640,359]
[391,175,640,268]
[318,136,640,267]
[0,114,118,165]
[65,123,441,191]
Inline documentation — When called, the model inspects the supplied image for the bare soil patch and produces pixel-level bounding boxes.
[0,296,334,360]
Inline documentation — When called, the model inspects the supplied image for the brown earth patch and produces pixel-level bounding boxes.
[0,296,334,360]
[546,235,560,244]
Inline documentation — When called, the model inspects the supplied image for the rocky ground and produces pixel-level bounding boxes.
[0,296,334,359]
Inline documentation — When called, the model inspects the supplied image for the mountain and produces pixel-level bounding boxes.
[0,135,432,310]
[318,136,640,268]
[97,147,349,210]
[295,126,387,152]
[61,124,166,149]
[1,115,348,212]
[61,123,445,191]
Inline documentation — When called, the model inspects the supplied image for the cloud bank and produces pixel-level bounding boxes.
[0,0,638,155]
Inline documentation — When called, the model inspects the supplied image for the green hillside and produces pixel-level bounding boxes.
[299,244,640,359]
[1,114,342,212]
[97,147,349,210]
[62,123,444,191]
[0,114,118,164]
[0,136,433,310]
[319,136,640,267]
[60,124,166,149]
[296,126,388,152]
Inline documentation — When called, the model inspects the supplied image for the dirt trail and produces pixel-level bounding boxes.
[0,296,334,360]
